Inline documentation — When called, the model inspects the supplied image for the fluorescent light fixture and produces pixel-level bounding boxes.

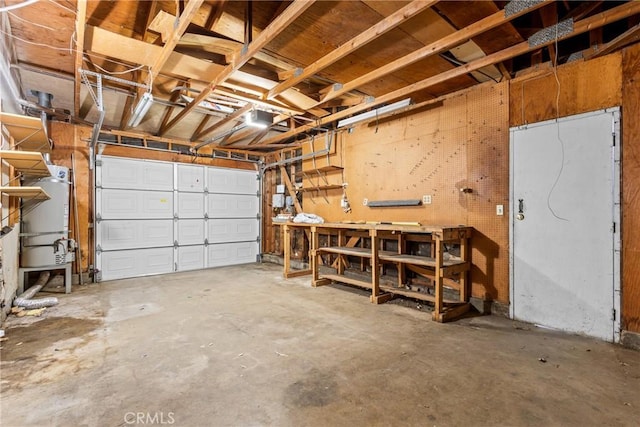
[245,109,273,129]
[337,98,412,128]
[127,92,154,127]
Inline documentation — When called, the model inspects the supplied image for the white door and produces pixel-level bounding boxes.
[510,108,621,342]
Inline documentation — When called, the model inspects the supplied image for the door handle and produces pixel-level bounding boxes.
[517,199,525,220]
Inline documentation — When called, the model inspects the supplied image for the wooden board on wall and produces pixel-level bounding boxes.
[304,81,510,303]
[622,44,640,333]
[510,53,623,127]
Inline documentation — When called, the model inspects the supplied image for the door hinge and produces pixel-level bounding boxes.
[612,222,616,233]
[612,308,616,321]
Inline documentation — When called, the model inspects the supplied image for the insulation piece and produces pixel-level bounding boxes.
[504,0,545,18]
[567,51,584,63]
[367,199,422,207]
[528,19,574,48]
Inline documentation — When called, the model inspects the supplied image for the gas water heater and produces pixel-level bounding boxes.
[20,165,75,267]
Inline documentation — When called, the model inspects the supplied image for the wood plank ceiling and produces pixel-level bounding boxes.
[2,0,640,153]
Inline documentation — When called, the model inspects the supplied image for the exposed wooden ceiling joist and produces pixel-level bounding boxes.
[74,0,87,118]
[158,0,316,136]
[256,0,640,146]
[265,0,438,100]
[318,0,551,106]
[191,103,252,141]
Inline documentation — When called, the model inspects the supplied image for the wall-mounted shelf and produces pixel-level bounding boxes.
[0,150,51,177]
[0,186,50,200]
[0,112,51,153]
[300,184,343,192]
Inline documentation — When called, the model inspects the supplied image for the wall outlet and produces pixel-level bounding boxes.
[422,195,432,205]
[363,198,368,206]
[496,204,504,216]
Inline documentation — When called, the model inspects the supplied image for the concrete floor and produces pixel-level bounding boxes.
[1,263,639,427]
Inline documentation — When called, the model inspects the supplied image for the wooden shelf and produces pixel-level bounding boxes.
[321,273,372,289]
[300,184,343,192]
[379,284,464,305]
[0,150,51,177]
[317,246,372,258]
[315,165,343,173]
[0,112,51,153]
[0,186,50,200]
[379,253,466,269]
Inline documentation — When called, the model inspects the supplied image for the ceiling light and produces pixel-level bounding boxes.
[337,98,412,128]
[127,92,154,127]
[245,109,273,129]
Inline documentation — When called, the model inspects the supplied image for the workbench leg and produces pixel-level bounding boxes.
[337,229,346,275]
[398,234,406,287]
[369,230,391,303]
[460,237,468,302]
[283,225,291,278]
[433,239,444,321]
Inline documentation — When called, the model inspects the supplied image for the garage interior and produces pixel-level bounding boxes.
[1,0,640,425]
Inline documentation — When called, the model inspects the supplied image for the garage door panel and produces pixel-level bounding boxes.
[177,220,205,246]
[177,193,205,218]
[99,157,173,191]
[208,194,258,218]
[208,219,258,243]
[177,164,205,192]
[177,246,205,271]
[100,247,174,281]
[207,242,257,267]
[98,219,173,250]
[98,189,173,219]
[207,168,258,194]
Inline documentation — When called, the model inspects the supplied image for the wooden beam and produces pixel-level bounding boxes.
[539,2,558,64]
[318,0,551,105]
[191,115,212,141]
[73,0,87,117]
[265,0,437,100]
[149,0,205,84]
[158,0,315,136]
[204,0,227,31]
[158,89,183,134]
[585,22,640,59]
[192,103,253,141]
[258,1,640,146]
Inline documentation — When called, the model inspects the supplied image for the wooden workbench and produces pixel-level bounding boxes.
[282,222,473,322]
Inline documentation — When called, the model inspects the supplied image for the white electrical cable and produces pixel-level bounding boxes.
[0,0,39,13]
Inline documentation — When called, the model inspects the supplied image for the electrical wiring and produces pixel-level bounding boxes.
[0,0,38,13]
[83,56,146,76]
[8,11,59,31]
[46,0,76,15]
[0,27,75,51]
[546,17,569,222]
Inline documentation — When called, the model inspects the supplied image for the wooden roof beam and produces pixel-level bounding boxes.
[317,0,551,105]
[158,0,315,136]
[191,103,253,141]
[265,0,438,100]
[255,1,640,146]
[73,0,87,118]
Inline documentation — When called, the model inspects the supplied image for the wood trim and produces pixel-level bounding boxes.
[266,0,437,100]
[159,0,315,136]
[257,1,640,146]
[585,22,640,59]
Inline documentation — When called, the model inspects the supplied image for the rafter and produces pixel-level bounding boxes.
[191,103,253,141]
[158,0,315,136]
[73,0,87,118]
[265,0,437,100]
[317,0,551,106]
[255,1,640,146]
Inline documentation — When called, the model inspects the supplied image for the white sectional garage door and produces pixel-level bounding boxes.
[96,156,259,281]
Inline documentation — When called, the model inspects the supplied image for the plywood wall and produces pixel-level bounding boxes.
[622,44,640,333]
[49,122,257,278]
[304,81,510,302]
[510,53,622,127]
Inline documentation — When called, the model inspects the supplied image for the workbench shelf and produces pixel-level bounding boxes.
[283,222,473,322]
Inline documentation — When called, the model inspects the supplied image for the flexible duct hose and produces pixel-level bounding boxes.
[13,271,59,309]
